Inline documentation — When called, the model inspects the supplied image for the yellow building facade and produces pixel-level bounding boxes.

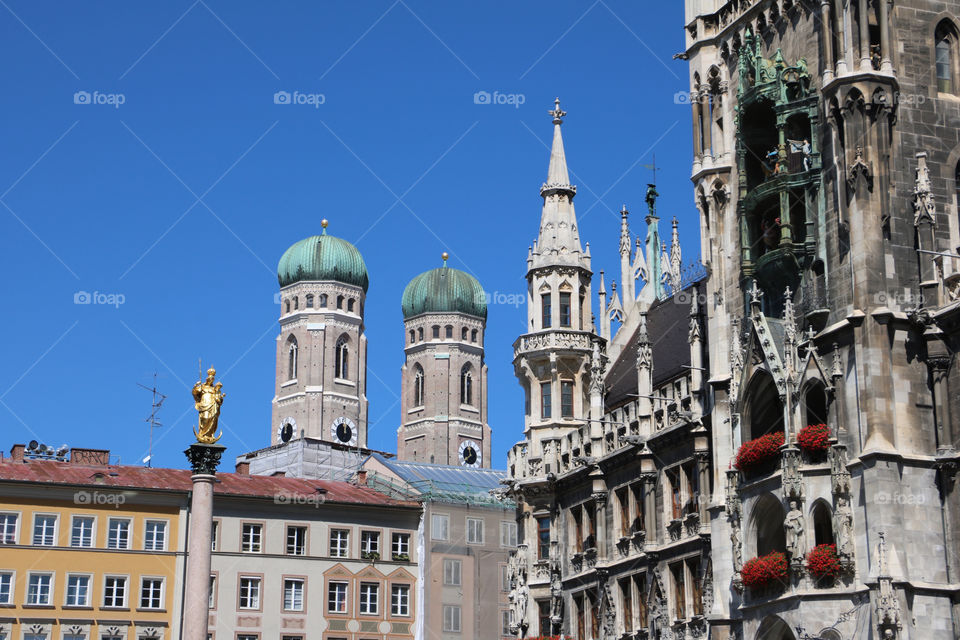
[0,448,187,640]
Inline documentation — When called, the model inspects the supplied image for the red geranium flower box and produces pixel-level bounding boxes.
[741,551,788,589]
[733,431,785,471]
[806,543,842,578]
[797,423,830,454]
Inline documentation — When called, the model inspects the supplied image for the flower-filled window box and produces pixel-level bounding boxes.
[361,551,380,562]
[797,423,830,457]
[392,552,409,562]
[741,550,788,590]
[806,543,842,583]
[734,431,785,472]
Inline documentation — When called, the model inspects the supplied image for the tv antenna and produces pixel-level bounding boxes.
[137,373,166,467]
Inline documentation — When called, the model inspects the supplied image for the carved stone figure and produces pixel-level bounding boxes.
[731,524,743,572]
[834,496,854,559]
[782,446,802,499]
[831,444,851,495]
[784,499,806,561]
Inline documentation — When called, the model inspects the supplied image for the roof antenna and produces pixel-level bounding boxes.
[137,373,166,467]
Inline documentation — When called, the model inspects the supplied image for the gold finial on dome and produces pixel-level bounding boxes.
[441,252,449,264]
[321,219,329,234]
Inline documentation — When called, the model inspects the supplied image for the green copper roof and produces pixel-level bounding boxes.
[402,265,486,320]
[277,232,369,291]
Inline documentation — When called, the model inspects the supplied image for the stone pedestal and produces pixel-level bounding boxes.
[183,443,225,640]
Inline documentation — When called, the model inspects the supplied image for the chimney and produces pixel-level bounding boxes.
[10,444,25,462]
[69,448,110,466]
[235,461,250,475]
[356,469,368,486]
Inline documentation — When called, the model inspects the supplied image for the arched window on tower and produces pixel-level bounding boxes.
[293,296,299,310]
[306,294,314,308]
[335,336,349,379]
[286,335,298,381]
[319,293,328,308]
[348,299,355,312]
[409,329,416,344]
[285,300,290,314]
[432,325,440,339]
[445,325,453,339]
[418,327,424,341]
[336,295,344,310]
[460,365,473,406]
[936,20,959,94]
[752,493,786,557]
[803,381,829,428]
[461,326,468,340]
[471,329,478,343]
[413,364,424,407]
[811,500,835,546]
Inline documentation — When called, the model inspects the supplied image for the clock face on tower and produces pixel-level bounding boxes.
[277,417,297,443]
[458,440,481,468]
[331,416,358,446]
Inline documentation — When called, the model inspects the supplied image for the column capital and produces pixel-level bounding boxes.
[185,443,227,476]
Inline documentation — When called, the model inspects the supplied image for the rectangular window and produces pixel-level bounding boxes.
[33,514,57,546]
[209,575,216,609]
[501,610,512,637]
[103,576,127,608]
[283,578,304,612]
[71,516,94,547]
[286,526,306,556]
[466,518,484,544]
[107,518,130,550]
[443,558,462,586]
[361,530,380,558]
[359,582,379,615]
[391,584,410,616]
[636,573,648,627]
[330,529,349,557]
[682,462,698,515]
[585,502,597,550]
[144,520,166,551]
[27,573,52,605]
[689,558,703,616]
[443,605,462,633]
[617,488,630,538]
[0,572,12,604]
[541,293,552,328]
[540,382,552,420]
[0,513,17,544]
[571,505,583,551]
[140,577,163,609]
[667,468,682,520]
[537,516,550,560]
[391,532,410,559]
[241,523,262,553]
[237,636,257,640]
[431,514,449,541]
[65,574,90,606]
[238,576,261,610]
[211,520,219,551]
[575,594,586,640]
[632,484,645,534]
[671,562,686,620]
[500,521,517,547]
[327,581,348,613]
[559,292,571,327]
[538,600,551,635]
[560,380,574,418]
[620,578,633,632]
[500,564,510,592]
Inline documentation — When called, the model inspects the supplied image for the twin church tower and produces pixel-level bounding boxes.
[270,221,492,468]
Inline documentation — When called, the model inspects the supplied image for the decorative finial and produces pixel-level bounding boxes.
[549,97,566,125]
[441,252,449,264]
[321,219,329,234]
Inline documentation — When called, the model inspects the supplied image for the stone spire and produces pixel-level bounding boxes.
[531,98,588,271]
[619,205,634,303]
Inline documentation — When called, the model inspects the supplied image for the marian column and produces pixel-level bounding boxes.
[183,367,226,640]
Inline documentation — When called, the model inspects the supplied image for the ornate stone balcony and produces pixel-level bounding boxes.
[513,329,600,359]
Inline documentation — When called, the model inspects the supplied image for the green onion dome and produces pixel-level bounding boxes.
[402,257,486,320]
[277,221,368,291]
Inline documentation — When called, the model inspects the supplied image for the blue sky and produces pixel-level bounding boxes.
[0,1,698,471]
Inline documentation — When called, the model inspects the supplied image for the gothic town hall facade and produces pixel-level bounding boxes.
[505,2,960,640]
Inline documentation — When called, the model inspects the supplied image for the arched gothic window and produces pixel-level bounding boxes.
[293,296,299,310]
[418,327,424,341]
[409,329,416,344]
[305,294,314,308]
[460,365,473,406]
[471,329,478,343]
[335,336,349,379]
[461,326,468,340]
[811,500,834,546]
[937,21,959,94]
[348,299,355,313]
[319,293,328,308]
[445,325,453,339]
[286,335,298,381]
[336,295,344,310]
[413,364,424,407]
[285,300,290,314]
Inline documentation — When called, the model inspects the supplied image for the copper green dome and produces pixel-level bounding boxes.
[402,263,486,320]
[277,228,368,291]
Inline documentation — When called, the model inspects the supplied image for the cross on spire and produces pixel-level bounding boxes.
[549,97,566,124]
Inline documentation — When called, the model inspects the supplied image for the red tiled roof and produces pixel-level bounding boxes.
[0,459,416,508]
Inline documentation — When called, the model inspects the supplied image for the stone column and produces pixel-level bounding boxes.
[879,0,892,72]
[701,93,713,158]
[833,0,848,75]
[183,443,226,640]
[929,356,954,452]
[640,470,657,545]
[692,99,703,158]
[858,0,871,70]
[695,451,710,524]
[821,2,835,82]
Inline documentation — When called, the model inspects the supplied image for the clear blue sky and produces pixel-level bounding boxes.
[0,1,698,471]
